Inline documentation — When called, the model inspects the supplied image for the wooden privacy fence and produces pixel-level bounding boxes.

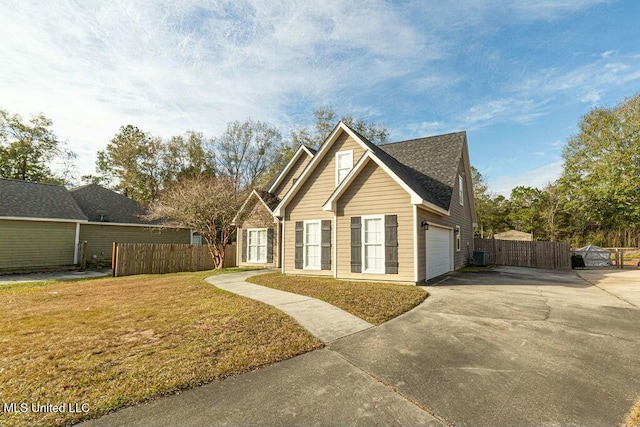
[474,238,571,270]
[112,243,236,277]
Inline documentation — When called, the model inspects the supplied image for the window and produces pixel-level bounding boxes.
[247,228,267,263]
[336,150,353,186]
[304,221,321,269]
[363,216,384,273]
[459,175,464,206]
[455,225,461,252]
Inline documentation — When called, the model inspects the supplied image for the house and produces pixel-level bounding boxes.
[233,145,315,268]
[0,179,191,270]
[0,179,89,269]
[493,230,533,241]
[69,184,191,262]
[234,122,477,283]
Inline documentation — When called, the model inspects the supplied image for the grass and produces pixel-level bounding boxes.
[625,397,640,427]
[247,273,427,325]
[0,268,321,427]
[458,264,496,272]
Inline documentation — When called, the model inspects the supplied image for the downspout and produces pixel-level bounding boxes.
[281,209,286,274]
[413,205,418,283]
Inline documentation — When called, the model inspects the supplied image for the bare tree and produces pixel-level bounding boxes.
[146,176,244,269]
[215,119,282,193]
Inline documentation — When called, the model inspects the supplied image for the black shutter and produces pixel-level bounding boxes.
[266,227,274,263]
[241,228,247,263]
[385,215,398,274]
[321,220,331,270]
[294,221,303,269]
[351,217,362,273]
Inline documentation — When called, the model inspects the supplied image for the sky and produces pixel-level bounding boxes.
[1,0,639,196]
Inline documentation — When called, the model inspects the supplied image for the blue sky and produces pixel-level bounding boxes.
[1,0,639,195]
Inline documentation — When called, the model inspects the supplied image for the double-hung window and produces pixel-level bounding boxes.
[363,216,384,273]
[336,150,353,186]
[247,228,267,263]
[304,220,321,269]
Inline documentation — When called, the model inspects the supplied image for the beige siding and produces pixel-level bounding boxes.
[336,160,415,282]
[416,158,475,281]
[236,198,279,268]
[0,219,76,269]
[272,153,312,200]
[284,132,365,277]
[79,224,190,262]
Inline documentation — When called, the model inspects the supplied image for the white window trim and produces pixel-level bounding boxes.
[335,150,354,187]
[362,214,385,274]
[455,225,461,252]
[247,227,268,263]
[303,220,321,270]
[459,175,464,206]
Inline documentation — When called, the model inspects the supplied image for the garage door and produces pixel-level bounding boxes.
[426,226,452,280]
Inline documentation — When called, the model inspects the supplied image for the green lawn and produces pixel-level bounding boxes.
[0,268,321,427]
[247,273,427,325]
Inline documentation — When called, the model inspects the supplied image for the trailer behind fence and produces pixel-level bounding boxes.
[112,242,237,277]
[474,238,571,270]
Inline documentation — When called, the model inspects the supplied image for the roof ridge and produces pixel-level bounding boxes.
[0,177,66,188]
[380,130,466,147]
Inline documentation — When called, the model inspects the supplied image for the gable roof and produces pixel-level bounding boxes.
[0,178,88,221]
[232,189,280,225]
[264,145,316,193]
[274,122,472,217]
[69,183,153,224]
[377,132,466,210]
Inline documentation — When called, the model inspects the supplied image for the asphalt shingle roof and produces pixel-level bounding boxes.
[256,190,280,211]
[345,125,465,211]
[0,178,88,220]
[69,184,153,224]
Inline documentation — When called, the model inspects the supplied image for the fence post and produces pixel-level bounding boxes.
[111,242,118,277]
[80,241,88,270]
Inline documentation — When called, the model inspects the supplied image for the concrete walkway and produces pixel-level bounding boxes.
[205,270,373,343]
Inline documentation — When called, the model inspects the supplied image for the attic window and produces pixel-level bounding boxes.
[459,175,464,206]
[336,150,353,186]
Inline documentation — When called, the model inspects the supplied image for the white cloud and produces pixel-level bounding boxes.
[0,0,630,181]
[489,161,564,196]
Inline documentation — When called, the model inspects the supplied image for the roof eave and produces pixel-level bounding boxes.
[267,145,314,194]
[417,200,449,216]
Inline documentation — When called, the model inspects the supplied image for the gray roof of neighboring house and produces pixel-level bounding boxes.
[69,183,154,224]
[0,178,88,220]
[345,126,465,210]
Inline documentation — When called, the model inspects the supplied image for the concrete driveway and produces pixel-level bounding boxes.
[82,266,640,426]
[333,266,640,426]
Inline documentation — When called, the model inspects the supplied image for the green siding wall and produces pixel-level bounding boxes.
[79,224,191,262]
[0,219,77,269]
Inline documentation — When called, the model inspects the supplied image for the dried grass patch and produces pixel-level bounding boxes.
[625,397,640,427]
[0,269,321,427]
[247,273,427,325]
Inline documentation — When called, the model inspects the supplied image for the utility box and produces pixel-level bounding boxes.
[473,251,489,267]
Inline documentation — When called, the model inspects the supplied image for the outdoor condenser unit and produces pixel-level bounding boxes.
[473,250,489,267]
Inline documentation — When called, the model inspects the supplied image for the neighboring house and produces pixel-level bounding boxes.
[0,179,190,270]
[493,230,533,241]
[69,184,191,262]
[0,179,88,269]
[234,122,477,283]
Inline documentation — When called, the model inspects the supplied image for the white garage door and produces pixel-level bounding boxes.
[426,226,452,280]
